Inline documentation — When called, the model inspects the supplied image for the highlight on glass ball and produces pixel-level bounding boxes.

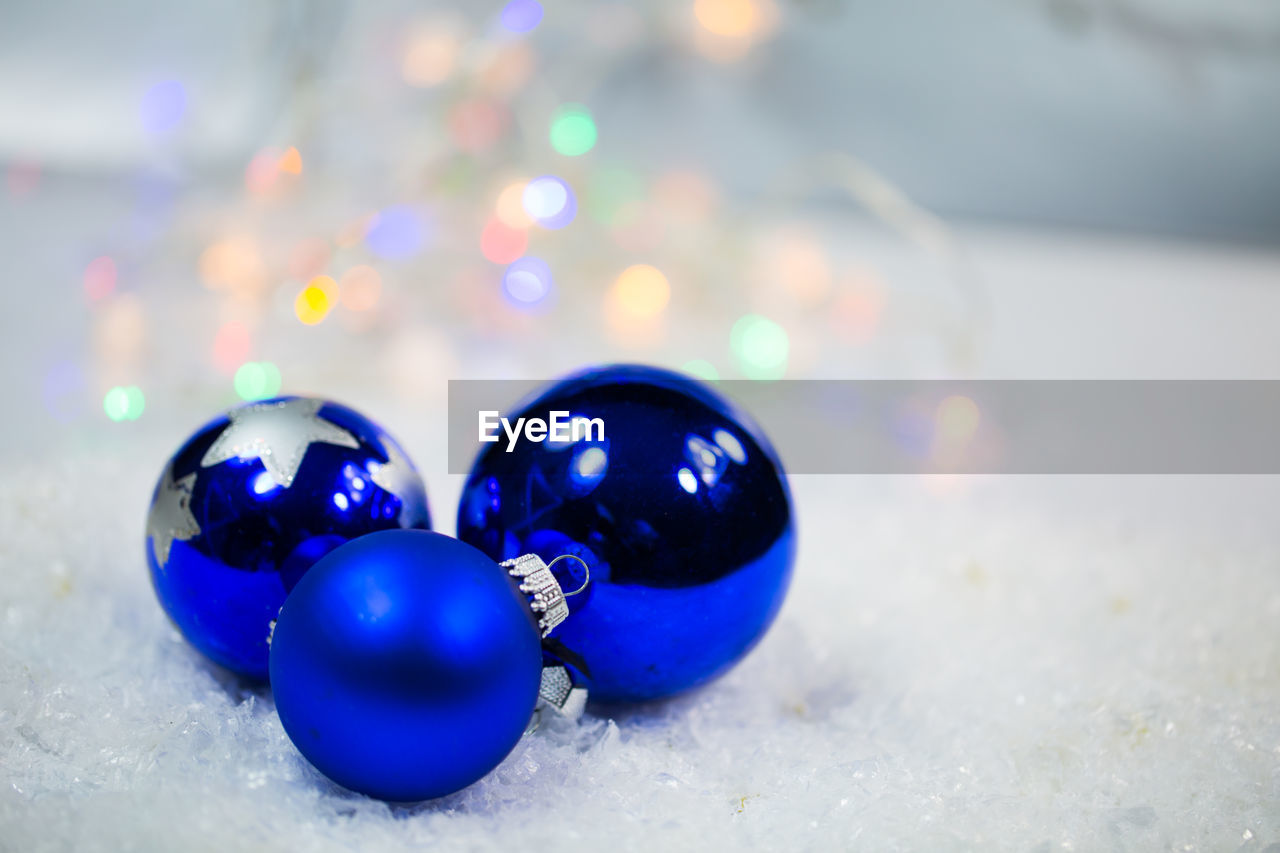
[458,363,796,704]
[144,396,431,680]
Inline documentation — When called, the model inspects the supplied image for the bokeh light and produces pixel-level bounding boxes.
[96,294,146,359]
[692,0,778,61]
[288,237,331,282]
[103,386,145,422]
[831,271,886,343]
[83,256,117,301]
[694,0,757,37]
[245,147,284,194]
[6,161,41,197]
[612,264,670,318]
[140,80,185,135]
[502,256,553,308]
[764,230,831,306]
[496,181,534,228]
[339,266,382,312]
[500,0,543,33]
[477,42,535,95]
[586,3,643,50]
[935,395,981,444]
[731,314,789,379]
[586,167,645,225]
[522,176,576,229]
[682,359,720,381]
[234,362,283,401]
[43,361,84,423]
[654,171,718,222]
[278,147,303,175]
[199,238,266,295]
[549,104,597,156]
[610,202,665,253]
[212,321,251,374]
[481,218,529,264]
[402,26,459,87]
[295,276,337,325]
[449,100,507,153]
[365,206,428,259]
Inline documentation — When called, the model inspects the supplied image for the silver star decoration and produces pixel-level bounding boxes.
[200,398,359,488]
[147,465,201,568]
[367,437,429,526]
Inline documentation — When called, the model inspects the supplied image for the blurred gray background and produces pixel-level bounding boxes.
[2,0,1278,241]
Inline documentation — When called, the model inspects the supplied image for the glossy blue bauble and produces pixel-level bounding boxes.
[269,530,542,802]
[457,365,795,704]
[145,396,431,680]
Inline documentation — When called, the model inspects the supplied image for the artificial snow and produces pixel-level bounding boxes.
[3,448,1278,850]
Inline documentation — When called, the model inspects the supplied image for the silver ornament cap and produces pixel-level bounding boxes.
[501,553,579,637]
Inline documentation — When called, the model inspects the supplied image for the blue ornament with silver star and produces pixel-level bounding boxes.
[146,396,431,680]
[457,364,795,704]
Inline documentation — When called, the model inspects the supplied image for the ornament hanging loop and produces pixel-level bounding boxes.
[547,554,590,596]
[502,552,589,637]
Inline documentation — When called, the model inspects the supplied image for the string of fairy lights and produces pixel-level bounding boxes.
[21,0,981,428]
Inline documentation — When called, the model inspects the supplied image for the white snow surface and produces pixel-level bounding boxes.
[2,452,1278,851]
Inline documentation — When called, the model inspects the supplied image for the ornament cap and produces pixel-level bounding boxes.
[526,664,588,734]
[502,553,588,637]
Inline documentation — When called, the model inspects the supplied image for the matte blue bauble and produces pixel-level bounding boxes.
[145,396,431,680]
[269,530,542,801]
[457,364,795,704]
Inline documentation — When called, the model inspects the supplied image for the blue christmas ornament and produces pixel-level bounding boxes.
[457,364,795,704]
[145,396,431,680]
[269,530,555,801]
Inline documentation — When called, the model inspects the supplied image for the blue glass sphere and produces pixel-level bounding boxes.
[145,396,431,680]
[269,530,542,801]
[457,365,795,704]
